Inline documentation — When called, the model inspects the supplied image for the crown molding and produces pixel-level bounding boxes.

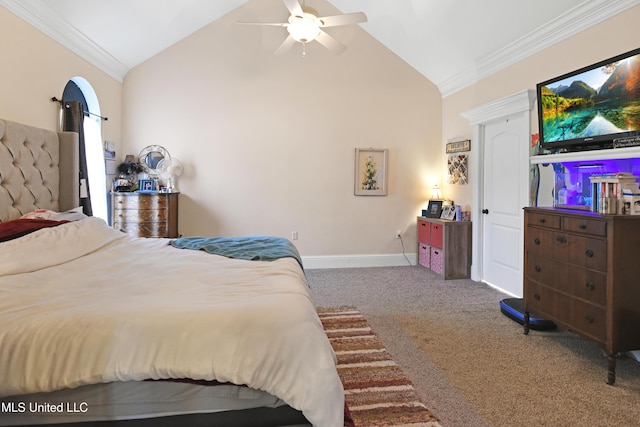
[0,0,128,82]
[438,0,640,97]
[3,0,639,89]
[461,89,535,125]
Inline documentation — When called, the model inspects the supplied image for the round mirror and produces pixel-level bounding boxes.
[138,145,170,177]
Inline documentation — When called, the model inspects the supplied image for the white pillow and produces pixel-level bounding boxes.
[20,208,87,221]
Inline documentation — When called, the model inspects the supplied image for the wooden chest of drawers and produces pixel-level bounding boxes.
[111,192,179,238]
[523,207,640,384]
[417,216,472,279]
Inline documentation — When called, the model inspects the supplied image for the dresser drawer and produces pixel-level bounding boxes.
[525,227,554,256]
[113,209,167,221]
[551,233,607,272]
[112,194,168,210]
[525,282,606,342]
[563,216,606,237]
[526,212,561,230]
[113,221,168,238]
[526,254,607,305]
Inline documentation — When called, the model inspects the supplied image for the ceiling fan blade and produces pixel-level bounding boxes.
[275,35,297,55]
[237,22,288,27]
[318,12,367,27]
[315,29,346,54]
[282,0,304,16]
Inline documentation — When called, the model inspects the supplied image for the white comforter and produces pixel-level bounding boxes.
[0,218,343,427]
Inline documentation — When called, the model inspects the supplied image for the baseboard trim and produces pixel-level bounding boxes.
[302,253,417,269]
[482,280,520,298]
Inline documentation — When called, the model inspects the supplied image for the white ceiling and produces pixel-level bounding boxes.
[2,0,639,96]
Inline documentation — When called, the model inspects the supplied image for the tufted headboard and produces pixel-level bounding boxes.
[0,119,79,223]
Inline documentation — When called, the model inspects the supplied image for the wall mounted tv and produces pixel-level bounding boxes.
[536,47,640,152]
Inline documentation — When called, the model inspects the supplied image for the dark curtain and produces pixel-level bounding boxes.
[62,100,93,216]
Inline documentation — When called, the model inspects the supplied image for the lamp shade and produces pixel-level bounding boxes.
[432,185,442,200]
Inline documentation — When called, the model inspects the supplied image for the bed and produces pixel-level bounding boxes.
[0,119,344,427]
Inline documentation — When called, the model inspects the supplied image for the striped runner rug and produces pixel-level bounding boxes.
[318,307,442,427]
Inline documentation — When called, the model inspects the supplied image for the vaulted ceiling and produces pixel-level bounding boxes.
[2,0,638,96]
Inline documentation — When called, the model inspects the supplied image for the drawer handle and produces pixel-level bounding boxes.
[539,218,546,224]
[421,223,426,227]
[534,238,541,245]
[556,236,567,244]
[534,293,540,301]
[534,265,541,273]
[579,224,587,229]
[585,315,594,324]
[118,200,123,204]
[586,282,595,291]
[585,249,594,257]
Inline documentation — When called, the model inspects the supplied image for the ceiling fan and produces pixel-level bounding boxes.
[238,0,367,56]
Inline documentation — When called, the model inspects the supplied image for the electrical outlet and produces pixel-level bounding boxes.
[395,230,402,239]
[291,231,298,240]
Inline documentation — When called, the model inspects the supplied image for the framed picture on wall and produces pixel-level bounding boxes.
[425,200,443,218]
[354,148,388,196]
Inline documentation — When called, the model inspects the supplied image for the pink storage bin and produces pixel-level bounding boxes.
[419,244,431,268]
[430,247,443,275]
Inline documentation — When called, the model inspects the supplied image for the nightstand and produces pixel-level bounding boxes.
[111,192,179,238]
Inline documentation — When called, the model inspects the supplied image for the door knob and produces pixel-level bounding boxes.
[482,209,489,214]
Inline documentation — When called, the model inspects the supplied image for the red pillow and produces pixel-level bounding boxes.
[0,219,69,243]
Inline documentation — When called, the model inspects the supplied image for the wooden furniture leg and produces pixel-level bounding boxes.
[607,354,616,385]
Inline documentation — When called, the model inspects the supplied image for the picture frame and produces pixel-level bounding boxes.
[440,205,456,220]
[138,179,155,192]
[354,148,388,196]
[425,200,443,218]
[445,139,470,154]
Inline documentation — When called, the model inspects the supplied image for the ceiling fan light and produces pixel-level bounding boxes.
[287,14,320,42]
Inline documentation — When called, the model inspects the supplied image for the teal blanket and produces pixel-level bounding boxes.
[169,236,303,270]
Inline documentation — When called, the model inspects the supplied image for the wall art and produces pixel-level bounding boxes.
[355,148,387,196]
[447,154,468,185]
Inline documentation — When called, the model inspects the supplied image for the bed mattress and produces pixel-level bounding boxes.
[0,217,343,426]
[0,381,286,426]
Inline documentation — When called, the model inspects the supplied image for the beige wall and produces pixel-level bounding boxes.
[122,0,442,257]
[441,5,640,210]
[0,8,122,142]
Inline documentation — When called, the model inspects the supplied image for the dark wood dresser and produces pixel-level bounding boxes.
[523,207,640,384]
[111,192,179,238]
[417,216,472,279]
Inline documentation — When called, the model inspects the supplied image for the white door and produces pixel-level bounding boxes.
[481,114,528,297]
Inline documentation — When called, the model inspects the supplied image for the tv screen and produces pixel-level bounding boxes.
[537,47,640,151]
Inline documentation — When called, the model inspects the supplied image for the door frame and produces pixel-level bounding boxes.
[461,89,535,284]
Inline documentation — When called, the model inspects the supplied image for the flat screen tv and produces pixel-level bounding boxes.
[536,47,640,152]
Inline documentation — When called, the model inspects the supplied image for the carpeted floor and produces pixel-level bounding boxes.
[307,266,640,427]
[318,306,441,427]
